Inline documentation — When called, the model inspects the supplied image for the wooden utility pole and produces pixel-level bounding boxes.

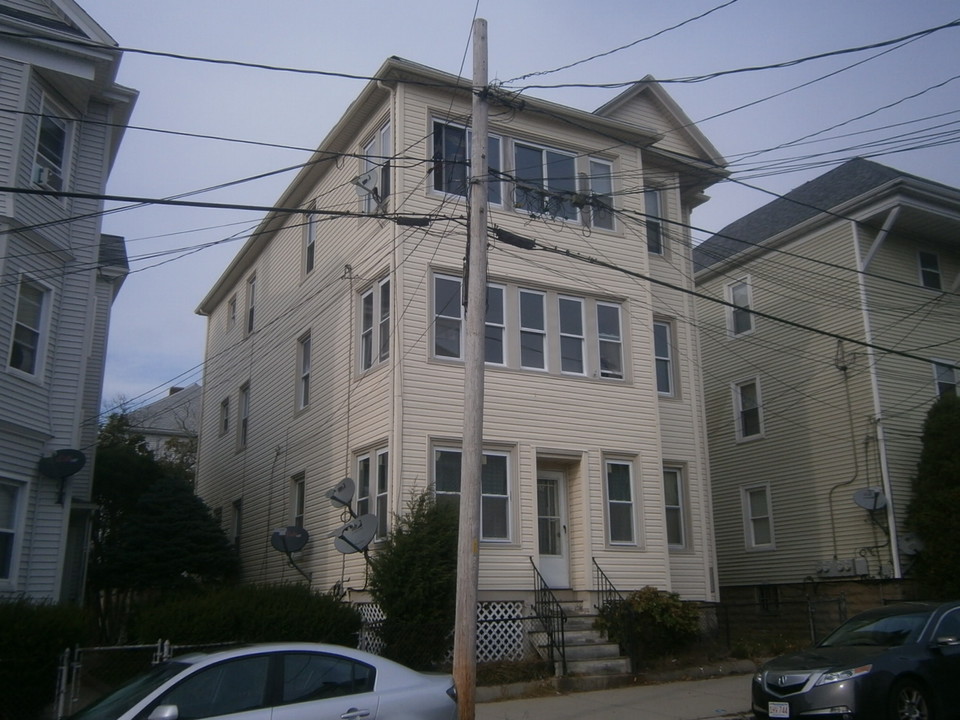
[453,17,488,720]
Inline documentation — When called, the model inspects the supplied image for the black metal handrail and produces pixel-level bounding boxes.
[529,557,566,675]
[592,558,625,613]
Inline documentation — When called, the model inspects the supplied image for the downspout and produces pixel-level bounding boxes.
[378,79,403,528]
[851,217,902,577]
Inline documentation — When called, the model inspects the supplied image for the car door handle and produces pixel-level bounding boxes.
[341,709,371,720]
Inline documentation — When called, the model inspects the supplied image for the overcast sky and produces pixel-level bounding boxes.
[77,0,960,411]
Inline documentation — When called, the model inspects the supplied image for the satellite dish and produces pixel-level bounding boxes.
[853,487,887,511]
[38,449,86,479]
[901,533,923,556]
[326,477,355,509]
[352,168,379,198]
[271,526,309,554]
[331,514,378,554]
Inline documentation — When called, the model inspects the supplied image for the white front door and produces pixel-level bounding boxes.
[537,471,569,588]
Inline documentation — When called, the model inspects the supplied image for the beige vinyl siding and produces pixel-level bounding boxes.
[198,62,721,601]
[600,92,701,158]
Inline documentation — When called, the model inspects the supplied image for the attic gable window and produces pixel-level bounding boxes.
[644,189,663,253]
[726,277,754,337]
[432,120,502,205]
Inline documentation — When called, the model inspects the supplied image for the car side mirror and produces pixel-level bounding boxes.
[147,705,180,720]
[935,636,960,648]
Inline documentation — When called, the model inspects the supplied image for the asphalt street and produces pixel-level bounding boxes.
[476,673,753,720]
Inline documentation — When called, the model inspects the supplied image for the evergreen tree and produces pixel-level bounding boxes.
[905,393,960,598]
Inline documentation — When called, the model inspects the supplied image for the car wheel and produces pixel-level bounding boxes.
[889,679,934,720]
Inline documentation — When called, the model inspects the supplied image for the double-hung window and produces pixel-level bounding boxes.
[238,384,250,449]
[485,285,506,365]
[918,251,942,290]
[727,278,754,336]
[605,459,636,545]
[297,333,311,409]
[663,467,685,549]
[357,449,389,540]
[597,302,624,379]
[519,290,546,370]
[433,274,463,359]
[0,480,22,581]
[361,122,391,213]
[587,158,614,230]
[644,189,663,254]
[245,275,257,335]
[360,277,391,371]
[34,96,71,192]
[303,212,316,274]
[513,142,577,220]
[432,120,502,204]
[559,297,585,375]
[933,361,957,397]
[8,277,48,376]
[734,378,763,440]
[653,321,674,395]
[743,484,774,549]
[291,474,305,529]
[219,398,230,436]
[227,295,237,331]
[435,448,510,541]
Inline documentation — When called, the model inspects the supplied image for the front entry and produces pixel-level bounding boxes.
[537,471,569,588]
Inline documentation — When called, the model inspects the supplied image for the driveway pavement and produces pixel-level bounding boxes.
[477,673,753,720]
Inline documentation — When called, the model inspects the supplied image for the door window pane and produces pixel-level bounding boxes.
[281,652,375,704]
[159,655,270,718]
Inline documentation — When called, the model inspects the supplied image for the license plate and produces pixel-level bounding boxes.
[768,701,790,718]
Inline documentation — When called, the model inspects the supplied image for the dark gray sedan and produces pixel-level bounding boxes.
[752,600,960,720]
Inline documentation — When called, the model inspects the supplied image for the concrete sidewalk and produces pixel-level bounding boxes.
[476,673,754,720]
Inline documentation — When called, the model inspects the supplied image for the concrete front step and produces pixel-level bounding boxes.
[565,654,632,675]
[564,641,622,661]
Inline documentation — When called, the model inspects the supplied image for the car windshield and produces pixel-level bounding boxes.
[68,662,190,720]
[819,611,930,648]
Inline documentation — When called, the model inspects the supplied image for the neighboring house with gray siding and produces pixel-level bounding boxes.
[693,158,960,607]
[127,384,201,462]
[195,57,726,611]
[0,0,136,603]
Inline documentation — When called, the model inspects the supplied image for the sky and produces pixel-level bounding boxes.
[75,0,960,411]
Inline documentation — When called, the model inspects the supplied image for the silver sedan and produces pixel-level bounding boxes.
[68,642,457,720]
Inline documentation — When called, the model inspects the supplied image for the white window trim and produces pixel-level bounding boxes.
[245,274,257,336]
[604,457,637,547]
[297,332,311,410]
[653,320,674,397]
[558,295,586,376]
[486,284,507,367]
[291,473,305,530]
[431,118,503,205]
[587,157,615,231]
[726,277,755,337]
[512,140,579,222]
[643,188,663,254]
[33,93,73,194]
[932,359,957,397]
[733,377,764,442]
[303,210,317,275]
[237,383,250,450]
[597,301,624,380]
[917,250,942,290]
[519,289,547,371]
[355,447,389,541]
[359,276,391,372]
[663,466,686,550]
[219,397,230,436]
[0,477,26,589]
[7,274,53,381]
[742,483,775,551]
[433,445,513,543]
[360,121,391,213]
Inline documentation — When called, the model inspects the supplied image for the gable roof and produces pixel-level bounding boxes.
[693,158,909,272]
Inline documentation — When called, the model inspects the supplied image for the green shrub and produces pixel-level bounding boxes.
[368,490,458,670]
[595,586,701,670]
[130,583,361,646]
[0,598,89,720]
